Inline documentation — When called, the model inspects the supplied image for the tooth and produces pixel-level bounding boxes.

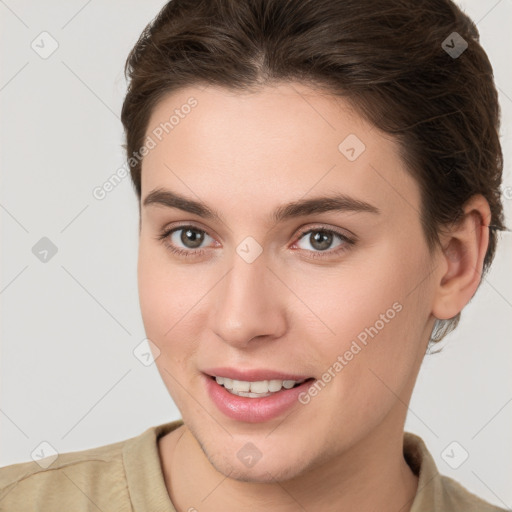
[217,376,306,394]
[249,380,269,393]
[268,379,283,392]
[231,379,251,392]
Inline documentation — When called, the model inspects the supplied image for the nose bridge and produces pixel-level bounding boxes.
[212,248,285,347]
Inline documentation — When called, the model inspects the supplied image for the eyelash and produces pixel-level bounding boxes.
[155,224,356,260]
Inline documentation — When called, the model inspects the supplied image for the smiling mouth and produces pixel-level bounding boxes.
[210,375,315,398]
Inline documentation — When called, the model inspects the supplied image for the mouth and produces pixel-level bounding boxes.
[204,372,317,422]
[209,375,314,398]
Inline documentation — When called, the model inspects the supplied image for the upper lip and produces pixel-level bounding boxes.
[203,367,313,382]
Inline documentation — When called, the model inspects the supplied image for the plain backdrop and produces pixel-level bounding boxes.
[1,0,511,509]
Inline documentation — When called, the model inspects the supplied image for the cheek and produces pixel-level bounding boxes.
[293,244,429,387]
[137,238,218,378]
[294,272,426,440]
[290,261,407,350]
[137,243,204,407]
[138,239,198,337]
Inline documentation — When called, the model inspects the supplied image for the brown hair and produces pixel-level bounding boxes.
[121,0,506,345]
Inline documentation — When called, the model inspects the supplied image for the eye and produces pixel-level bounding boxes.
[156,225,216,258]
[156,223,355,260]
[293,226,355,258]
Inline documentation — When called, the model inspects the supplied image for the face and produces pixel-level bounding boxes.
[138,83,439,483]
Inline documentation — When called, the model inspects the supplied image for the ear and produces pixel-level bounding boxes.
[431,194,491,320]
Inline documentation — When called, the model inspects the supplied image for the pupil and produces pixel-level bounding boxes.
[182,228,204,248]
[311,231,332,251]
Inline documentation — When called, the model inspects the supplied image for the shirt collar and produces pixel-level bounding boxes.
[123,419,183,511]
[403,431,444,511]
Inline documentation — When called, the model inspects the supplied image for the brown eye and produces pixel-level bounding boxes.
[178,227,205,249]
[293,226,356,260]
[296,229,348,252]
[157,225,215,258]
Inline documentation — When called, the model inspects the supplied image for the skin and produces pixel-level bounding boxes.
[137,82,490,512]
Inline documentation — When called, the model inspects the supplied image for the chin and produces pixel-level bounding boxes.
[205,445,308,484]
[217,461,302,484]
[187,415,316,483]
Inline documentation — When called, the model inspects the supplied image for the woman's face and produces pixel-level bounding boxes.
[138,82,439,482]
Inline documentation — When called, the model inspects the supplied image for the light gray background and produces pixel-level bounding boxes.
[1,0,511,508]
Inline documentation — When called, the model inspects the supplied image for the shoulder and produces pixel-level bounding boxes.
[0,436,131,511]
[404,432,508,512]
[437,473,508,512]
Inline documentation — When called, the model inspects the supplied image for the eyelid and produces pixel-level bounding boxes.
[160,221,217,241]
[292,223,356,244]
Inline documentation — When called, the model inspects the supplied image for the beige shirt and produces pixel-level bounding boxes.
[0,419,507,511]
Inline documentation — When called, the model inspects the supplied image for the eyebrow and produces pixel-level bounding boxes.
[143,187,380,223]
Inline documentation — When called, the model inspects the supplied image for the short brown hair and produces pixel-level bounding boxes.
[121,0,506,344]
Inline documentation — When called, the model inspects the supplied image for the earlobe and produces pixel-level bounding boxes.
[432,195,491,320]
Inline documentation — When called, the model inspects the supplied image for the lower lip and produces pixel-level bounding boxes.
[203,374,315,423]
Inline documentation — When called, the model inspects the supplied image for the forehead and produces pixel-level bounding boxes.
[140,83,421,223]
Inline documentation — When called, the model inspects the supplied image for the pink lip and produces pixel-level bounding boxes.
[203,373,315,423]
[202,367,312,381]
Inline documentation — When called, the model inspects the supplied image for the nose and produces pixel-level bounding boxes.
[211,251,287,349]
